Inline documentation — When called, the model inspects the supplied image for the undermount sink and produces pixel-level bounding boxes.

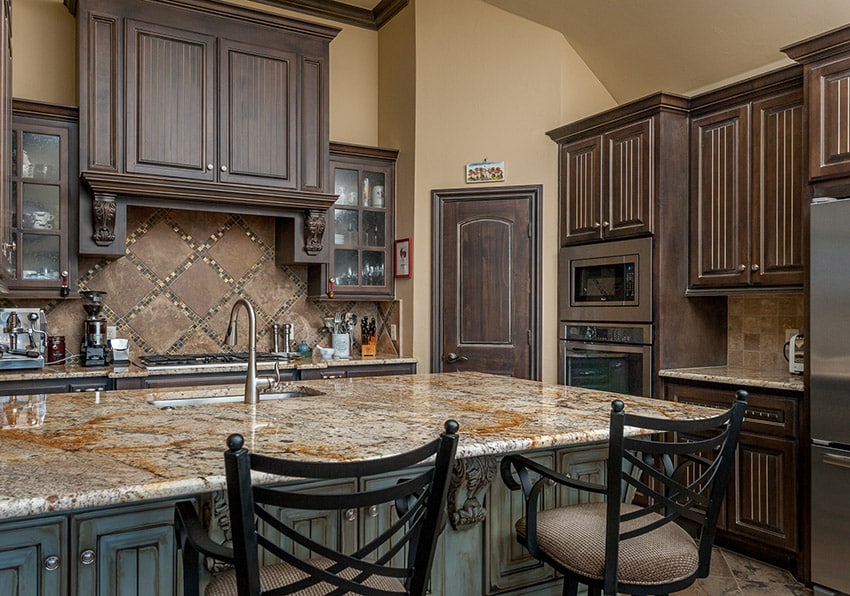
[147,385,324,409]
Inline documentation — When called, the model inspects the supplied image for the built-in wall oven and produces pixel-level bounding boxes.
[558,237,654,396]
[558,322,653,397]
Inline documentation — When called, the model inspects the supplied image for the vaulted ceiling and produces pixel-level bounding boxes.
[481,0,850,102]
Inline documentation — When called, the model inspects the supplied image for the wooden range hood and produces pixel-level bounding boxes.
[71,0,340,264]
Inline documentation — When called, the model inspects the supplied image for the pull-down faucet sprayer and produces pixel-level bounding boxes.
[225,298,262,404]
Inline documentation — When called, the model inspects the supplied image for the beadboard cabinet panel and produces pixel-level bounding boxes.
[690,105,750,287]
[689,67,804,291]
[752,91,805,286]
[602,118,653,241]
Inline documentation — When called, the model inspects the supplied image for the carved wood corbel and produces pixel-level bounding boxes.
[304,208,326,255]
[447,455,497,530]
[92,192,117,246]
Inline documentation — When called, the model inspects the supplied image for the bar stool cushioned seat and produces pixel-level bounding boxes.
[205,555,406,595]
[516,502,699,587]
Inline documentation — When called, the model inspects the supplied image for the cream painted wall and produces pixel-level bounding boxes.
[11,0,379,146]
[11,0,77,105]
[409,0,613,382]
[377,5,416,357]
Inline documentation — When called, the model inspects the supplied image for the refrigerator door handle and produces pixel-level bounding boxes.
[823,452,850,470]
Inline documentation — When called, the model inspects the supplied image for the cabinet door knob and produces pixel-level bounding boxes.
[368,505,379,517]
[738,264,746,272]
[207,163,214,171]
[220,165,228,172]
[751,264,760,272]
[592,222,601,229]
[344,508,356,521]
[79,549,96,565]
[602,220,610,228]
[43,555,60,571]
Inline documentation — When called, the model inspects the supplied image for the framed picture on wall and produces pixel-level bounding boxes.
[395,238,412,278]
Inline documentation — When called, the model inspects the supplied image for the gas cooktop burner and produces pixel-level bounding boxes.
[137,352,285,370]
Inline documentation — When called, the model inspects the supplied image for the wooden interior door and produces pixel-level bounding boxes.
[432,186,541,379]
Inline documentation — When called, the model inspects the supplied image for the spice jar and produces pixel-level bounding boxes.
[46,335,66,365]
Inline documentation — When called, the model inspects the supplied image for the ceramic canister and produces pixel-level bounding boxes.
[371,185,385,208]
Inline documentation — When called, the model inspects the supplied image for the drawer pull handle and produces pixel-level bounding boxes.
[823,453,850,469]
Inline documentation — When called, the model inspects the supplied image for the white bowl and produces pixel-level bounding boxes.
[316,346,335,361]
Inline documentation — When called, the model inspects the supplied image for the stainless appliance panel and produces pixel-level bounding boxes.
[811,197,850,445]
[558,237,653,323]
[811,445,850,594]
[810,196,850,595]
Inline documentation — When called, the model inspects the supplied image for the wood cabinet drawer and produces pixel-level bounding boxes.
[664,381,798,438]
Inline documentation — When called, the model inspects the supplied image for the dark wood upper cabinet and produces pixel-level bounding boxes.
[552,115,653,245]
[783,25,850,185]
[690,105,750,287]
[124,20,216,182]
[689,66,804,290]
[558,136,601,244]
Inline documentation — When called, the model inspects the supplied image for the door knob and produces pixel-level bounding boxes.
[446,352,468,364]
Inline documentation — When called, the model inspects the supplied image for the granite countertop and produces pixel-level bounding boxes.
[0,372,721,521]
[658,366,804,392]
[0,356,417,381]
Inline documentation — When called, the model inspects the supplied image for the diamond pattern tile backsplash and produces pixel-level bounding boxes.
[2,207,400,360]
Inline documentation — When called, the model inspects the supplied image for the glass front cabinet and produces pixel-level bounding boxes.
[312,142,397,300]
[8,100,77,297]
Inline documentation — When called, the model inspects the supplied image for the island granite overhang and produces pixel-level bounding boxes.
[0,371,725,521]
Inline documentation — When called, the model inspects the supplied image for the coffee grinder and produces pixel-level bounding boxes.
[81,290,109,366]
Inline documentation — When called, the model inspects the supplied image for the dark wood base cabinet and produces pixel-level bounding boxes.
[663,380,802,577]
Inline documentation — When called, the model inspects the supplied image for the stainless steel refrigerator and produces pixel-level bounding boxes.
[810,196,850,595]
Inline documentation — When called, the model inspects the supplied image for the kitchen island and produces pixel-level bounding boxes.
[0,372,728,595]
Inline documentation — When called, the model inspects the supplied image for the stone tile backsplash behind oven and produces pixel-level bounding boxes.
[1,207,400,360]
[727,294,803,372]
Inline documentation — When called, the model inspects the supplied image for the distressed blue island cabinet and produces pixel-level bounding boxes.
[0,372,718,595]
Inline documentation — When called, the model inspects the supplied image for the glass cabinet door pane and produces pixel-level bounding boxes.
[22,132,60,179]
[333,168,359,206]
[362,171,386,208]
[333,209,358,246]
[361,211,385,247]
[22,184,60,230]
[334,250,359,286]
[361,251,385,286]
[21,234,60,280]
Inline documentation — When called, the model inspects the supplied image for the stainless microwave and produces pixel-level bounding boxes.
[558,237,653,323]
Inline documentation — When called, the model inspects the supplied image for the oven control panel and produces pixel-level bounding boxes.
[562,323,652,345]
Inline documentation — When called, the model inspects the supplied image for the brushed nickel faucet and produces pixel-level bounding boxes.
[225,298,266,404]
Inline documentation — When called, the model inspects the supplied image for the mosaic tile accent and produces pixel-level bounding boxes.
[0,207,400,360]
[727,294,803,372]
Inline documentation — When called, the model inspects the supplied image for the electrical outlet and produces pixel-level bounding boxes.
[390,324,397,340]
[107,326,117,340]
[785,328,799,342]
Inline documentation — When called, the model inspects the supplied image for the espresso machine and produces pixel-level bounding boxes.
[0,308,47,369]
[81,290,109,367]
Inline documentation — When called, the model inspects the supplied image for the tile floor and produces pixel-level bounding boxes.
[676,548,811,595]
